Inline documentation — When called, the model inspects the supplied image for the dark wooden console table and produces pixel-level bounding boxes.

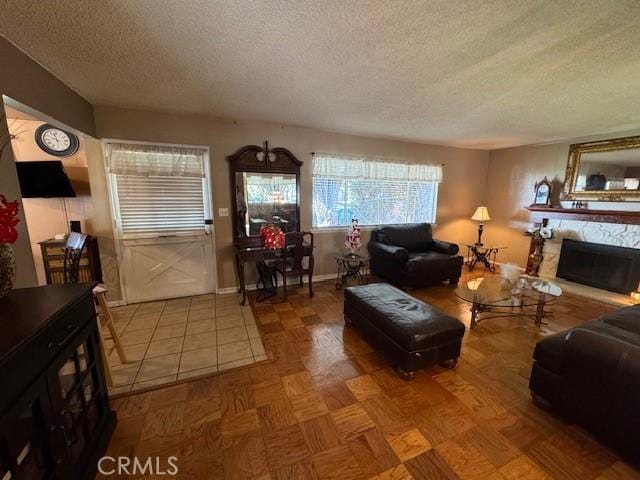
[0,284,115,480]
[235,243,313,305]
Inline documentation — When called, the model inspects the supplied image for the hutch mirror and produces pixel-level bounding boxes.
[228,142,302,247]
[564,135,640,201]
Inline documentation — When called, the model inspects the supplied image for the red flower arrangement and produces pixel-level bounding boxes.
[260,225,285,250]
[0,195,20,244]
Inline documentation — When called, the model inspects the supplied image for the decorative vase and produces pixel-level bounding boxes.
[0,243,16,299]
[527,240,544,277]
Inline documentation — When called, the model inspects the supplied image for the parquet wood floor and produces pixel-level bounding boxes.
[105,272,640,479]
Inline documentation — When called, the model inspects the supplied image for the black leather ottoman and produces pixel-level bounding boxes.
[344,283,465,379]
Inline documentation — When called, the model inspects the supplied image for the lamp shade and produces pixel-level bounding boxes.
[471,206,491,221]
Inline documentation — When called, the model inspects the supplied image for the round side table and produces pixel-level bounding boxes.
[335,253,369,290]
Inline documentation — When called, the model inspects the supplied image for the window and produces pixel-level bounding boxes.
[244,173,297,205]
[106,143,210,235]
[312,154,442,228]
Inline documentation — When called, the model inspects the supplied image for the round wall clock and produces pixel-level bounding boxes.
[34,124,80,157]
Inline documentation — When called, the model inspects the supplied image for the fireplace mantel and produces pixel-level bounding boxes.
[526,206,640,225]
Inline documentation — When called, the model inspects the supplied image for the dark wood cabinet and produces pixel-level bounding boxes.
[0,376,57,479]
[0,284,115,480]
[39,238,103,285]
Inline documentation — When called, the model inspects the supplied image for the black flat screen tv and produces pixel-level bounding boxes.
[16,161,76,198]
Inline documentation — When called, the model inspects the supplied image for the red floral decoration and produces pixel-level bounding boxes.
[260,225,285,250]
[0,195,20,244]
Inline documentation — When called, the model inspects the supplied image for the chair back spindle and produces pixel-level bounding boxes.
[63,232,88,284]
[286,232,313,272]
[274,231,314,299]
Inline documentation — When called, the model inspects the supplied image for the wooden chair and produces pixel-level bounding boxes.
[273,231,314,300]
[92,285,128,387]
[63,233,127,387]
[63,232,87,284]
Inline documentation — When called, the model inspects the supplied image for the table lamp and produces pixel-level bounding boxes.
[471,206,491,246]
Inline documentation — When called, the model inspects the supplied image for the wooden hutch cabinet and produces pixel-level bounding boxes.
[39,237,103,285]
[0,284,115,480]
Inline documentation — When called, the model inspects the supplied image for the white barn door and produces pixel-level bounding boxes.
[121,235,213,303]
[105,141,215,303]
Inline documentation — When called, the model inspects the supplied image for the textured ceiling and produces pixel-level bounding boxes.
[1,0,640,149]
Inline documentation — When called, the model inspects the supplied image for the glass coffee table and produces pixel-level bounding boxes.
[455,275,562,329]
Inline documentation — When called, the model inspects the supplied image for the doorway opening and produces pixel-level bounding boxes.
[2,99,122,300]
[103,139,216,304]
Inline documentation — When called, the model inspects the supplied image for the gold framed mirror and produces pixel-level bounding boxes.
[563,135,640,201]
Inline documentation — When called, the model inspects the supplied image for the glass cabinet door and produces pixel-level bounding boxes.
[0,379,57,480]
[46,326,109,477]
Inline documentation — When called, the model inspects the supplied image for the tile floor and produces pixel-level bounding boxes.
[106,293,267,395]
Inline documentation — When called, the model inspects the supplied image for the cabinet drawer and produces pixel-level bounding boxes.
[40,295,96,354]
[44,245,65,256]
[47,258,90,269]
[0,293,96,414]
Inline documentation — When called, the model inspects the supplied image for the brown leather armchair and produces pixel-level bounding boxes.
[368,223,463,288]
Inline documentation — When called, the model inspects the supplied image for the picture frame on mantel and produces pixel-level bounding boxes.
[530,177,553,207]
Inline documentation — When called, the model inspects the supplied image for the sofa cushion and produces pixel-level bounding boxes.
[376,223,433,252]
[430,240,459,255]
[344,283,465,351]
[368,241,409,263]
[533,331,566,373]
[406,251,457,273]
[600,305,640,336]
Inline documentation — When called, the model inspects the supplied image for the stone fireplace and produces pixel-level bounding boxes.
[526,207,640,304]
[538,218,640,281]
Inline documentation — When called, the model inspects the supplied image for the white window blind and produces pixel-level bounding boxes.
[107,143,208,235]
[312,154,442,228]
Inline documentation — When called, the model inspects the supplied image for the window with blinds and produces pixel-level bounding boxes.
[106,143,209,235]
[312,154,442,228]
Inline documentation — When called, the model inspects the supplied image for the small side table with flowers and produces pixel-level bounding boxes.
[335,218,369,289]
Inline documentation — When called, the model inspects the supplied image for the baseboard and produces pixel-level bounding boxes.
[106,299,126,307]
[311,273,338,283]
[216,272,338,295]
[216,286,240,295]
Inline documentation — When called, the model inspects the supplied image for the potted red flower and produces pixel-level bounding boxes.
[260,224,285,250]
[0,194,19,299]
